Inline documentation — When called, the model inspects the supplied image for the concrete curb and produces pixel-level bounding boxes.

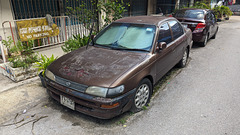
[0,76,40,94]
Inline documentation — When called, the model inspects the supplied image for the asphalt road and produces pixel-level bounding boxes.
[122,16,240,135]
[1,16,240,135]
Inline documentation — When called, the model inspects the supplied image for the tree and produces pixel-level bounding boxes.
[66,0,129,33]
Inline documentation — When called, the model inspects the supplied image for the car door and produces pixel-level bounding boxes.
[168,20,187,64]
[210,12,218,35]
[206,11,215,37]
[154,22,174,80]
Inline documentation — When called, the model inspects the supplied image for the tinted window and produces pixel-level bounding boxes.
[175,10,204,19]
[169,21,184,40]
[158,23,172,44]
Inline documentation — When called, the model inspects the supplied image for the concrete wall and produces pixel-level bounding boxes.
[0,0,15,59]
[0,0,14,39]
[147,0,157,15]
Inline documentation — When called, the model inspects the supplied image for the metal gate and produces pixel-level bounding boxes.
[5,0,98,49]
[2,16,71,49]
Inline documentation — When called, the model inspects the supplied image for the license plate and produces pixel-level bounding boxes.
[60,95,75,110]
[182,24,188,28]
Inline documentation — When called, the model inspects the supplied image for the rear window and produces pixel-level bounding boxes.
[174,10,204,19]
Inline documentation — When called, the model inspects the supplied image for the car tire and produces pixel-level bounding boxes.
[211,28,218,39]
[130,78,152,113]
[200,34,208,47]
[177,47,189,68]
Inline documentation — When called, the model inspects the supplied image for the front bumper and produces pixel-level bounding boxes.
[44,78,135,119]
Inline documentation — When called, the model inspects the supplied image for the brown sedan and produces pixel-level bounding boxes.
[44,16,193,119]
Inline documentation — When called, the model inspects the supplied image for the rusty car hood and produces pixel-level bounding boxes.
[48,46,148,87]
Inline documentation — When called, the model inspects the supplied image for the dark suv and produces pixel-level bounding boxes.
[174,8,218,47]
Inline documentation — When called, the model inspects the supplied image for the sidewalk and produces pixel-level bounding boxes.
[0,44,65,124]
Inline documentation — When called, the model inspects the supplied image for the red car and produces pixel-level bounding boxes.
[174,8,219,47]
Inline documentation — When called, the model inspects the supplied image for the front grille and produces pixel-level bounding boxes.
[55,75,88,92]
[47,83,96,109]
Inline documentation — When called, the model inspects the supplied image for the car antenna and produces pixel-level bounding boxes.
[86,19,95,50]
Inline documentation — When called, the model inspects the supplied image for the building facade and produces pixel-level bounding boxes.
[0,0,197,51]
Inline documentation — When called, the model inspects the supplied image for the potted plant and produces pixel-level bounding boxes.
[35,54,58,87]
[0,37,39,82]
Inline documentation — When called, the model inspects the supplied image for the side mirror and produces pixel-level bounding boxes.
[156,42,167,52]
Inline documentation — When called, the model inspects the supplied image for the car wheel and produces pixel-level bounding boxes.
[130,78,152,113]
[211,28,218,39]
[177,47,189,68]
[200,34,208,47]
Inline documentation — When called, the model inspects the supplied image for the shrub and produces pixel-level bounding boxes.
[2,37,39,68]
[213,5,232,19]
[35,54,58,76]
[61,35,89,53]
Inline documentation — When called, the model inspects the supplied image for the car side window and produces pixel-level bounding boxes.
[158,23,172,44]
[168,20,184,40]
[207,12,211,21]
[211,13,216,22]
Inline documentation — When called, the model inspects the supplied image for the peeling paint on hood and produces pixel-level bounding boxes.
[48,46,147,87]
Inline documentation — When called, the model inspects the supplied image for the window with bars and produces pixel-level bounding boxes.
[11,0,61,19]
[123,0,147,16]
[10,0,95,20]
[156,0,176,14]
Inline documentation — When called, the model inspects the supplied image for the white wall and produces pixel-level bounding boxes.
[0,0,14,59]
[0,0,14,39]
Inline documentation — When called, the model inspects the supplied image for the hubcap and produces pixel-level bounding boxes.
[135,84,149,109]
[182,49,188,66]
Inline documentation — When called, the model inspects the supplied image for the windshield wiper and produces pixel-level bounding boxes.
[112,46,149,52]
[95,43,149,52]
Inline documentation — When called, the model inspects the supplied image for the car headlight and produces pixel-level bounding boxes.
[45,69,55,81]
[85,85,124,97]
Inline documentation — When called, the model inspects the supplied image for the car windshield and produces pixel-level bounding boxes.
[94,23,156,52]
[175,10,204,19]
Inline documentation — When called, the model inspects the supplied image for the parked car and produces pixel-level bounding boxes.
[173,8,219,47]
[43,16,193,119]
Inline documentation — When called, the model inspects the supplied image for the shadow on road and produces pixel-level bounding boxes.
[44,97,131,128]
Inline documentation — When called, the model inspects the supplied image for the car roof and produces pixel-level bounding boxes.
[114,16,173,26]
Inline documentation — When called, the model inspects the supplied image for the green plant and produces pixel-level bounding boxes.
[2,37,39,68]
[98,0,129,27]
[213,5,232,19]
[66,0,129,31]
[190,1,211,9]
[181,1,210,9]
[142,105,148,110]
[35,54,58,76]
[61,35,89,53]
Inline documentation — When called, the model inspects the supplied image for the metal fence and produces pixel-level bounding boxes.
[2,16,73,49]
[5,0,97,49]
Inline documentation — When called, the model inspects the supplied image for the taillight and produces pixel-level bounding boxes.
[193,23,206,33]
[195,23,206,29]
